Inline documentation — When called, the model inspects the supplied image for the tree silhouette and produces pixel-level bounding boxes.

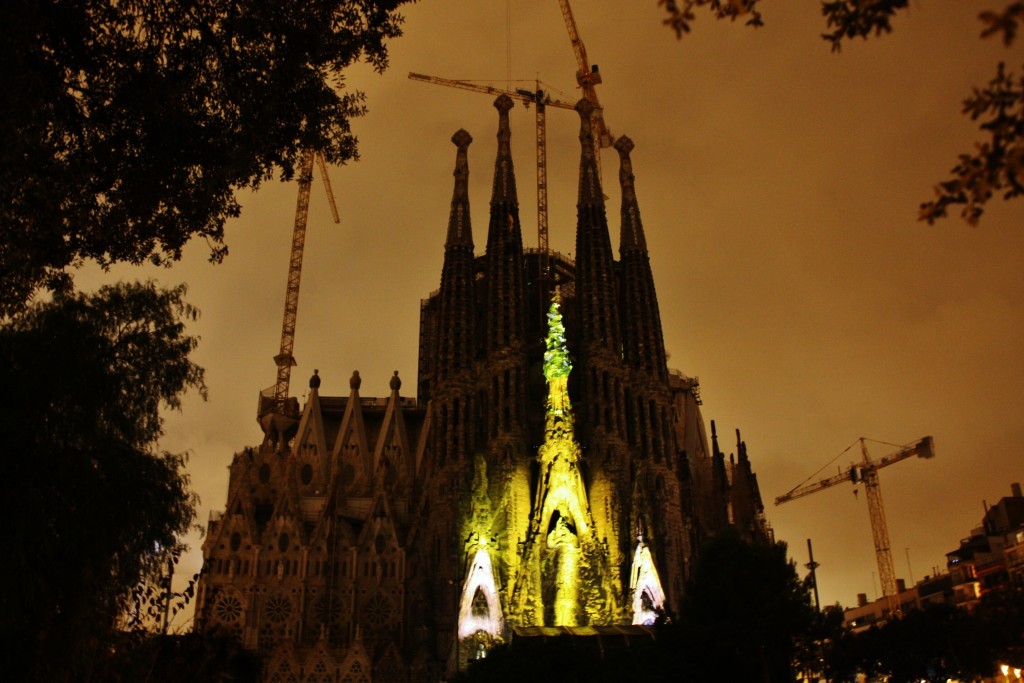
[0,281,206,681]
[0,0,410,313]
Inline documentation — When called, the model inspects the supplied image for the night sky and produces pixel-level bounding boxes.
[79,1,1024,627]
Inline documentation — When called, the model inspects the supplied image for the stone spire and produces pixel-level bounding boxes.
[484,95,526,356]
[573,98,623,440]
[616,135,668,384]
[490,94,518,206]
[446,129,474,249]
[435,130,476,381]
[574,99,621,355]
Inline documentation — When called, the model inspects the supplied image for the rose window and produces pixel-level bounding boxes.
[214,593,243,623]
[362,593,394,627]
[265,594,293,623]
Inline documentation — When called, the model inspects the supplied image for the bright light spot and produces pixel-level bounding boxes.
[458,547,503,639]
[630,538,666,626]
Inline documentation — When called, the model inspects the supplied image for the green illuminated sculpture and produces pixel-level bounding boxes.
[504,295,620,626]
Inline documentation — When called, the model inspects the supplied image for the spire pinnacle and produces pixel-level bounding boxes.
[615,135,647,253]
[492,95,517,205]
[446,129,473,248]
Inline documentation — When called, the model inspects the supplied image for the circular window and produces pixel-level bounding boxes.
[258,464,270,484]
[278,533,289,552]
[230,532,241,552]
[264,594,293,623]
[214,593,243,623]
[362,593,394,627]
[301,463,313,485]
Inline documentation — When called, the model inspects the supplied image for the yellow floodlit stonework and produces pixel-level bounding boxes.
[503,296,621,628]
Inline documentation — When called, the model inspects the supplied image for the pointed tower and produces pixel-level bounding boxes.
[484,95,527,361]
[613,135,690,610]
[616,136,668,386]
[430,130,477,472]
[572,99,631,580]
[480,96,532,600]
[436,130,477,384]
[573,98,625,443]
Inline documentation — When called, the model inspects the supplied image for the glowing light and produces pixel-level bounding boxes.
[547,516,580,625]
[458,545,504,639]
[630,537,666,625]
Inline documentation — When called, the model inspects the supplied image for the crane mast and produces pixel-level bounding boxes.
[775,436,935,617]
[557,0,613,154]
[260,149,340,434]
[408,72,575,292]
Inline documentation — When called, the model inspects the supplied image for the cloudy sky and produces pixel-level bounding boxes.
[80,0,1024,625]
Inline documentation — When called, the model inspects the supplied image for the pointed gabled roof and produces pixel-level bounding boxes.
[373,372,413,490]
[290,373,330,473]
[331,370,372,494]
[340,629,373,683]
[358,488,403,551]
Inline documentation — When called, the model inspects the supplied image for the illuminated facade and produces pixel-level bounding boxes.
[195,95,770,681]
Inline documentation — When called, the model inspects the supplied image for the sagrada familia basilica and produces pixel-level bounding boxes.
[194,95,771,682]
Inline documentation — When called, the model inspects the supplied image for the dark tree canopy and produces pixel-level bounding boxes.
[825,587,1024,683]
[0,281,206,681]
[676,530,816,682]
[658,1,1024,226]
[0,0,409,313]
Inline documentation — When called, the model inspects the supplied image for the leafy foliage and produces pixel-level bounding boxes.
[657,0,1024,225]
[980,2,1024,45]
[820,0,909,51]
[659,0,764,37]
[0,281,206,681]
[0,0,409,313]
[920,61,1024,226]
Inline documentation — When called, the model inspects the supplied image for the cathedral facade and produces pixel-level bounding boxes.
[194,95,769,682]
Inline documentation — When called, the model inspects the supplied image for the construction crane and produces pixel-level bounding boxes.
[557,0,613,158]
[775,436,935,617]
[408,72,576,292]
[258,149,340,442]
